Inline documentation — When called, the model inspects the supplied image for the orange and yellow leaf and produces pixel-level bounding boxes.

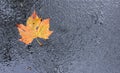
[17,10,53,45]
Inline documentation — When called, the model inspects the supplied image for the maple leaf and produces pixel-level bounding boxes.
[17,11,53,45]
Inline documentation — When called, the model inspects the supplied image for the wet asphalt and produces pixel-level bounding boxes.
[0,0,120,73]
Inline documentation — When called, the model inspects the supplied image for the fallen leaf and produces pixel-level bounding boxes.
[17,10,53,45]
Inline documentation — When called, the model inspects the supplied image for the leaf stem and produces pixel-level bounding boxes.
[36,38,43,46]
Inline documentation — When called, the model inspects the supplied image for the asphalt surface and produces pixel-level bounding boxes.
[0,0,120,73]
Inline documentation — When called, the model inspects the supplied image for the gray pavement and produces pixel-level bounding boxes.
[0,0,120,73]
